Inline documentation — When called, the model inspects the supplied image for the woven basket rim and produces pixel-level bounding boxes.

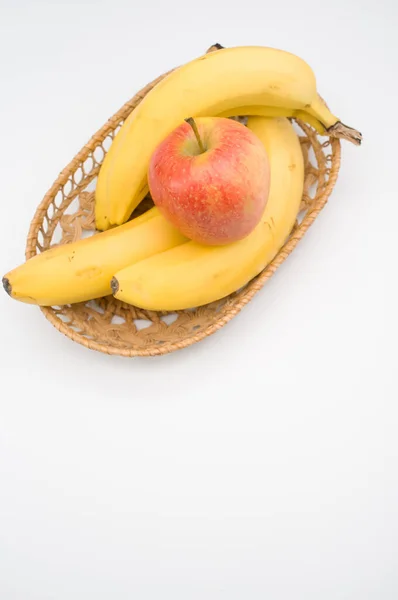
[25,72,341,357]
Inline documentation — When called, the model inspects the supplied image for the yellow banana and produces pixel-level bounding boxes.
[216,105,326,134]
[2,207,187,306]
[95,45,361,230]
[112,117,304,311]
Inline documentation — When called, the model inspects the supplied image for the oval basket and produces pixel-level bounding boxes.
[26,72,341,357]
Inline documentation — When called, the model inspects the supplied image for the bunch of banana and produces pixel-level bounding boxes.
[4,44,361,315]
[95,44,361,230]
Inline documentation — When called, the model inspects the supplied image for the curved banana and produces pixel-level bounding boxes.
[216,105,326,134]
[96,45,359,230]
[112,117,304,311]
[2,207,187,306]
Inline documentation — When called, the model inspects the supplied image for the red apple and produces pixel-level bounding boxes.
[147,117,270,245]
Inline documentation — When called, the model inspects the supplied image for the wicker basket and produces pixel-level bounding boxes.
[25,70,341,357]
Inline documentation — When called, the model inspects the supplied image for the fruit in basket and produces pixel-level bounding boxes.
[95,44,361,230]
[2,208,187,306]
[148,116,270,245]
[111,116,304,310]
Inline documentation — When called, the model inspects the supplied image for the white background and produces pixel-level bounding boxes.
[0,1,396,598]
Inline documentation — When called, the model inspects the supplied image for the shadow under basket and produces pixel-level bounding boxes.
[26,74,341,357]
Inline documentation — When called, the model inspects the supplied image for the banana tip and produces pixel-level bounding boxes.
[111,277,119,295]
[2,277,12,296]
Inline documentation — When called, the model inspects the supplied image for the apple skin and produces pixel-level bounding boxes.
[147,117,270,245]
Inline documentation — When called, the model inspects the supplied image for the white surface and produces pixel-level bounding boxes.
[0,1,396,598]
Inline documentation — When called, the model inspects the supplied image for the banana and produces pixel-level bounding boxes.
[112,117,304,311]
[95,45,361,230]
[216,105,326,134]
[2,207,187,306]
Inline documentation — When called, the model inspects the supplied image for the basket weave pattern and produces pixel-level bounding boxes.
[25,74,341,357]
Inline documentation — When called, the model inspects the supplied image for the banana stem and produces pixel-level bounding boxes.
[185,117,206,153]
[326,121,362,146]
[206,43,225,53]
[309,95,362,145]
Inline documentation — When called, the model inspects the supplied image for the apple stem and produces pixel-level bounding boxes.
[185,117,206,154]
